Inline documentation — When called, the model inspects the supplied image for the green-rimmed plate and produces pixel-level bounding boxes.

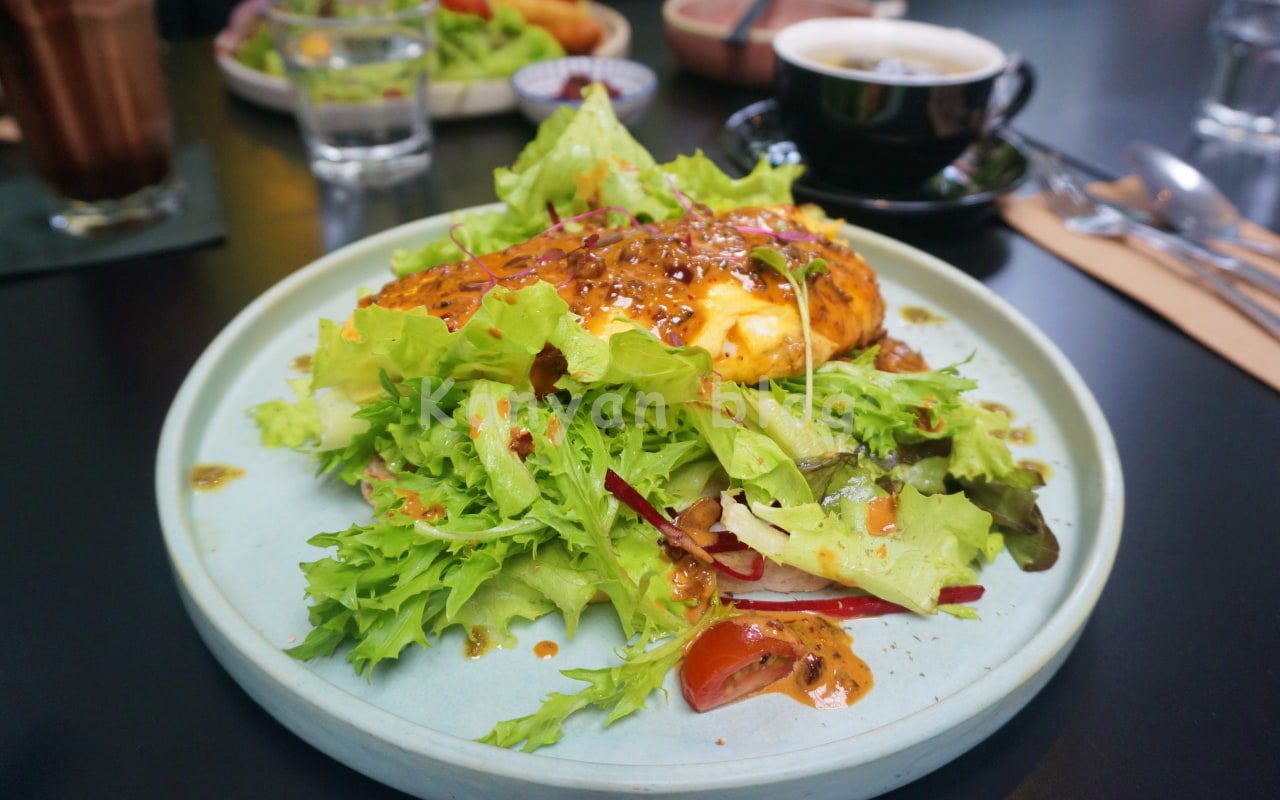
[156,207,1121,799]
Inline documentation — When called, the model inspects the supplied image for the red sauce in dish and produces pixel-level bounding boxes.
[558,73,620,99]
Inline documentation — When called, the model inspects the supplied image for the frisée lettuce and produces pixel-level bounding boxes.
[389,84,804,277]
[253,85,1058,751]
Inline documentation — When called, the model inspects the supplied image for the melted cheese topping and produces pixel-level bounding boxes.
[364,206,886,383]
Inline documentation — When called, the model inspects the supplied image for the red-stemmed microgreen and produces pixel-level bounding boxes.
[604,468,712,563]
[539,206,657,237]
[751,246,830,421]
[556,233,603,288]
[668,175,697,217]
[665,175,714,218]
[450,223,499,296]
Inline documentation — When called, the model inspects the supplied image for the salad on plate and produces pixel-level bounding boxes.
[232,0,601,85]
[253,85,1059,752]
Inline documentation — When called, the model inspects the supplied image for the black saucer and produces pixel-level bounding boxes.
[719,100,1030,229]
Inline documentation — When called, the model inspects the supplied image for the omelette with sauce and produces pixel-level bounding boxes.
[361,205,887,384]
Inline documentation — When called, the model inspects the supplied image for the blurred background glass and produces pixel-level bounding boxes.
[265,0,437,186]
[1195,0,1280,149]
[0,0,184,235]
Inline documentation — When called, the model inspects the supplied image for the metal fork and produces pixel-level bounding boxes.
[1032,149,1280,341]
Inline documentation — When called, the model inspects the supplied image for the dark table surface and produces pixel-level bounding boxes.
[3,0,1278,797]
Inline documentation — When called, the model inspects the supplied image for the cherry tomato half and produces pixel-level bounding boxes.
[680,616,800,712]
[441,0,492,19]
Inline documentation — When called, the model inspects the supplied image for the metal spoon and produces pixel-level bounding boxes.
[1125,140,1280,260]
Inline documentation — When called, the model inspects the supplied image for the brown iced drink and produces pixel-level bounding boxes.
[0,0,174,202]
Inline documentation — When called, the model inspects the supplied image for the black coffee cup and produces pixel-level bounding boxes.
[773,18,1034,194]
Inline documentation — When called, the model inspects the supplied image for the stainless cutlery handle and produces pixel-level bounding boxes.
[1124,222,1280,340]
[1136,221,1280,298]
[1222,235,1280,266]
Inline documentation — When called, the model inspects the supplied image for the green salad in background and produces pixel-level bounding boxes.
[235,4,564,83]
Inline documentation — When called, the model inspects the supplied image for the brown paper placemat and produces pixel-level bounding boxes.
[1000,175,1280,392]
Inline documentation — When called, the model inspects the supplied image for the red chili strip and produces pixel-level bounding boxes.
[723,585,985,618]
[605,469,712,563]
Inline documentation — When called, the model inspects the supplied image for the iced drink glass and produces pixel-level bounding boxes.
[0,0,183,235]
[1196,0,1280,149]
[266,0,437,186]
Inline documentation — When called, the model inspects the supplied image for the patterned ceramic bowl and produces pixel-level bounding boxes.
[510,56,657,127]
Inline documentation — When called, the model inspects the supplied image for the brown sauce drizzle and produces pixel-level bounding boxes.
[533,640,559,659]
[465,627,493,659]
[872,335,930,373]
[760,612,873,710]
[1002,427,1035,445]
[1018,459,1053,482]
[671,552,873,710]
[865,494,898,535]
[900,305,947,324]
[508,427,535,460]
[394,489,445,521]
[190,463,245,492]
[978,400,1014,419]
[668,550,717,623]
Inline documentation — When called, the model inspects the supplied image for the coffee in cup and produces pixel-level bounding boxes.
[773,18,1033,193]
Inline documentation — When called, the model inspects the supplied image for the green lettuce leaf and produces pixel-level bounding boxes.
[723,483,998,615]
[251,377,320,450]
[389,84,803,277]
[480,605,727,752]
[428,6,564,82]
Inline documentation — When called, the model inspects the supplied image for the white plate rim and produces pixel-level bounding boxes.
[156,207,1123,798]
[213,0,633,119]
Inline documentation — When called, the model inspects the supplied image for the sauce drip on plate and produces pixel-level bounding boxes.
[190,463,245,492]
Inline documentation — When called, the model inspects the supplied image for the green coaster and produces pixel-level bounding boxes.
[0,143,225,279]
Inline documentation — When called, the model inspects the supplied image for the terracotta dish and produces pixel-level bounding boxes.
[662,0,903,86]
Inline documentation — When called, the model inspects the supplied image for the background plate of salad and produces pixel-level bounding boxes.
[156,199,1122,799]
[214,0,631,119]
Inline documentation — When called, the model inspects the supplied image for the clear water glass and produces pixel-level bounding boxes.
[1196,0,1280,149]
[267,1,437,186]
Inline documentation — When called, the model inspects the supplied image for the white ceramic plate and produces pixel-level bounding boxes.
[214,0,632,120]
[156,209,1122,800]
